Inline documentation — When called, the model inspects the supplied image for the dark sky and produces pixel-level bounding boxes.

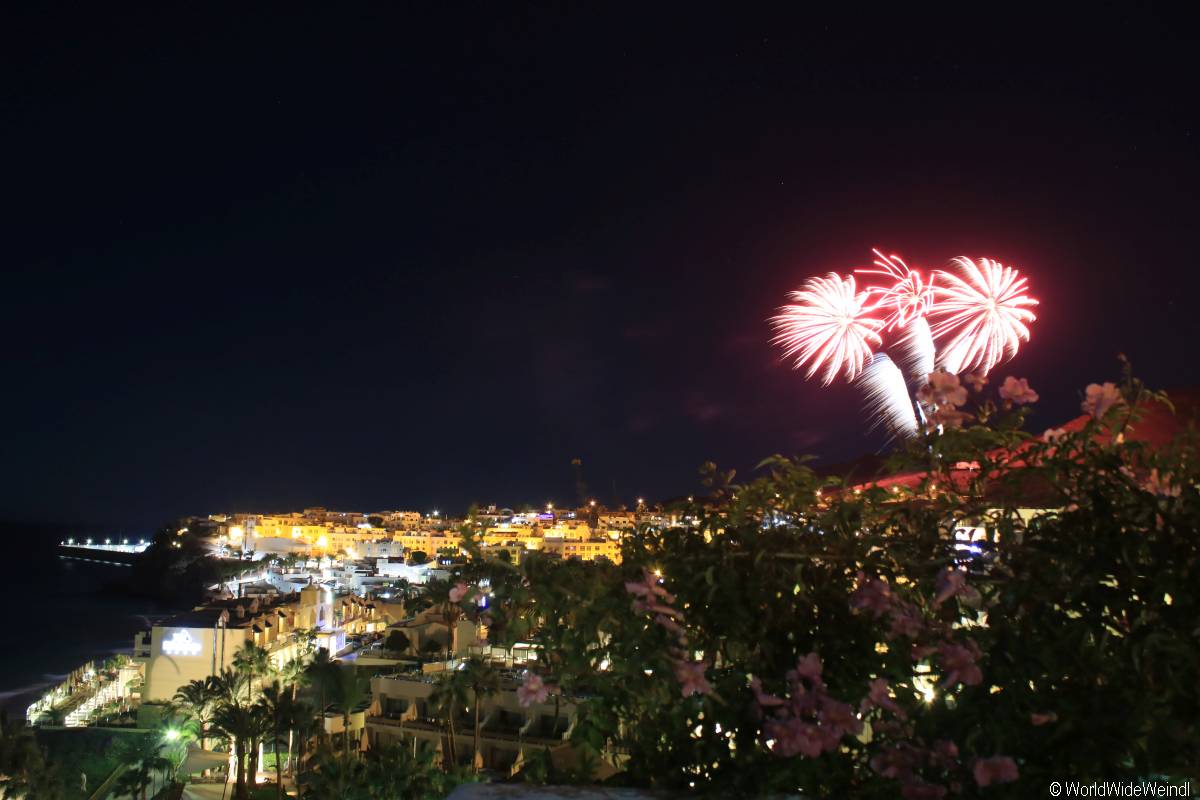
[3,6,1199,531]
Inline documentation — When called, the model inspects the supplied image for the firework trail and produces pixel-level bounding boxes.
[857,353,920,439]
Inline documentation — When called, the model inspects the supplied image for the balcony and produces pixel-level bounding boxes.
[366,715,568,747]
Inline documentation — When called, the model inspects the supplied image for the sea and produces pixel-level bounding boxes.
[0,523,180,718]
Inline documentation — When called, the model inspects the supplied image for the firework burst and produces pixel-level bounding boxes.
[771,273,884,385]
[772,248,1040,442]
[930,257,1038,375]
[857,248,935,331]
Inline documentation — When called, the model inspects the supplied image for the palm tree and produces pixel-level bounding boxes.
[279,653,312,696]
[114,736,173,800]
[327,667,372,756]
[424,579,463,660]
[288,701,318,797]
[232,641,273,704]
[256,681,295,800]
[303,750,367,798]
[212,702,260,800]
[113,763,153,800]
[429,669,469,770]
[361,743,457,799]
[245,702,269,792]
[277,652,311,772]
[207,667,248,707]
[461,658,500,772]
[172,678,215,749]
[295,627,318,653]
[305,648,338,744]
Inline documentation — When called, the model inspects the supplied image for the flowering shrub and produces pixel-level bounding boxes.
[466,366,1198,796]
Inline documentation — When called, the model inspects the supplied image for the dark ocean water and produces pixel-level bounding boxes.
[0,524,178,716]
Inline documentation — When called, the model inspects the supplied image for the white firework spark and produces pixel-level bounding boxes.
[892,315,936,387]
[771,273,884,385]
[930,257,1039,375]
[857,248,935,331]
[857,353,919,439]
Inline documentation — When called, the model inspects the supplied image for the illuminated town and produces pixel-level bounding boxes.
[4,6,1198,800]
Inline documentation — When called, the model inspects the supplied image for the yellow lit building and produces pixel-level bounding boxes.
[541,537,622,562]
[135,586,383,703]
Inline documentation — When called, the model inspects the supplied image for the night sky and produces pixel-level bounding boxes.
[4,7,1199,532]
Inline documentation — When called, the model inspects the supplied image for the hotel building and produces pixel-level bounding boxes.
[134,585,385,702]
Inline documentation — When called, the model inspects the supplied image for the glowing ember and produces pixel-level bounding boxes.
[770,273,884,385]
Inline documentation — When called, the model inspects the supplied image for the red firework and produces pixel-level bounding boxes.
[929,256,1039,375]
[770,273,884,385]
[857,248,935,331]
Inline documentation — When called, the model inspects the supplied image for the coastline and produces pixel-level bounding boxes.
[0,532,183,718]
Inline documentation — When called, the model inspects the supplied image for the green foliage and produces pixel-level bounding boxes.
[3,714,66,799]
[36,726,148,800]
[304,745,472,799]
[467,373,1199,797]
[384,629,411,654]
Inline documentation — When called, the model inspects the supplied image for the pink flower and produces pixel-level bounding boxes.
[765,717,825,758]
[448,582,471,603]
[926,407,974,431]
[864,677,905,718]
[654,613,687,639]
[673,659,713,698]
[788,653,824,688]
[886,603,925,640]
[1143,468,1181,498]
[1082,382,1123,418]
[964,372,988,392]
[516,673,551,707]
[933,567,968,608]
[817,694,862,739]
[999,376,1039,405]
[973,755,1019,787]
[937,641,983,687]
[917,371,968,409]
[849,572,894,617]
[750,676,785,709]
[624,570,676,604]
[931,739,959,769]
[910,643,937,661]
[1030,712,1058,726]
[870,743,924,779]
